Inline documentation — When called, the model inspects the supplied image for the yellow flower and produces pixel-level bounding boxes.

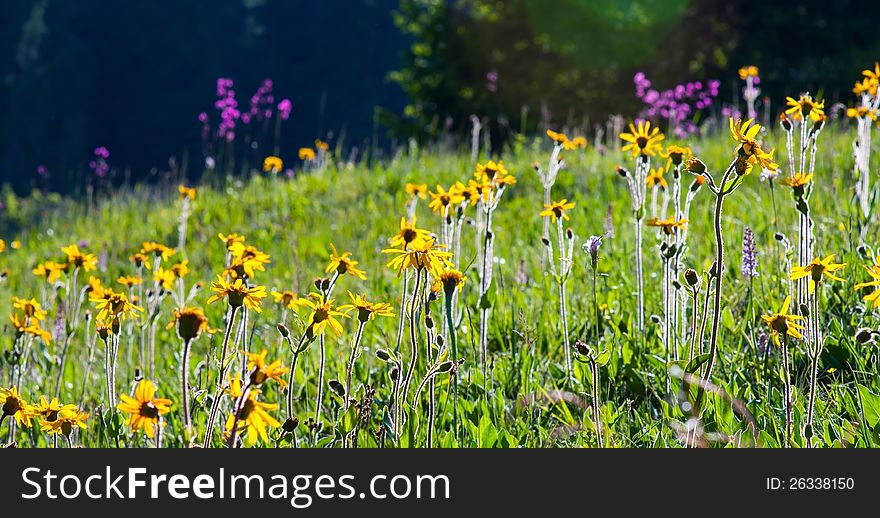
[32,396,78,423]
[117,380,172,438]
[854,77,878,97]
[729,118,778,172]
[207,276,267,311]
[61,244,98,271]
[338,291,394,322]
[546,129,575,150]
[405,183,428,199]
[167,306,211,341]
[153,267,176,290]
[90,289,143,322]
[847,106,878,120]
[0,239,4,253]
[433,268,466,294]
[789,254,847,294]
[224,376,280,446]
[428,185,466,214]
[178,185,197,200]
[10,240,20,249]
[218,233,246,249]
[474,160,516,188]
[326,244,367,280]
[227,242,271,279]
[779,172,813,189]
[40,407,88,436]
[271,290,301,310]
[855,259,880,308]
[117,275,142,288]
[12,297,47,321]
[314,139,330,152]
[571,136,588,149]
[9,313,52,344]
[646,216,688,235]
[1,386,35,427]
[382,238,453,277]
[298,147,316,161]
[645,166,668,190]
[170,260,190,279]
[620,120,665,157]
[130,253,152,270]
[262,156,283,173]
[389,216,431,250]
[33,261,66,283]
[738,65,759,80]
[140,242,176,261]
[784,95,825,122]
[540,199,576,223]
[298,292,351,337]
[247,350,289,387]
[761,296,806,346]
[661,145,691,166]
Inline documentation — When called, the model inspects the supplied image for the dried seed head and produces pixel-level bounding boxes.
[282,417,299,433]
[684,268,699,287]
[855,328,876,344]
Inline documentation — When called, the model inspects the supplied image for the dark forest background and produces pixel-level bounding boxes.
[2,0,879,194]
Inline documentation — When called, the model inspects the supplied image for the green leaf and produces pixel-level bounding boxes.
[857,384,880,427]
[594,349,611,366]
[478,288,495,310]
[686,353,711,373]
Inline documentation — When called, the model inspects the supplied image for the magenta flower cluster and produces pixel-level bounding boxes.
[277,98,292,121]
[89,147,110,178]
[243,78,274,125]
[633,72,720,138]
[214,78,240,141]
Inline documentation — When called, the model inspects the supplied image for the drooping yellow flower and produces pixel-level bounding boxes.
[382,238,453,277]
[540,199,576,223]
[117,275,143,288]
[405,183,428,199]
[855,259,880,309]
[167,306,211,341]
[645,166,668,190]
[224,375,280,446]
[389,216,431,250]
[262,156,283,173]
[178,185,197,200]
[140,242,176,261]
[646,216,688,235]
[428,185,466,214]
[729,118,778,172]
[298,147,316,161]
[33,261,66,283]
[9,313,52,343]
[12,297,47,321]
[298,292,351,337]
[779,172,813,189]
[738,65,759,80]
[218,233,246,249]
[90,289,143,322]
[1,386,35,427]
[620,120,665,157]
[271,290,301,310]
[761,296,806,346]
[207,276,267,311]
[789,254,847,294]
[338,291,394,323]
[325,244,367,280]
[784,95,825,122]
[117,380,172,438]
[246,350,289,387]
[61,244,98,271]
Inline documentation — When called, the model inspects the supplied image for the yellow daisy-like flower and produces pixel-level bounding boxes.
[12,297,47,321]
[9,313,53,344]
[167,306,211,341]
[117,380,172,438]
[855,259,880,309]
[620,120,665,157]
[784,95,825,122]
[474,160,516,188]
[170,260,190,279]
[660,145,691,166]
[761,296,806,346]
[0,239,4,253]
[153,267,176,290]
[140,242,176,261]
[428,185,466,214]
[178,185,197,200]
[847,106,878,120]
[90,289,143,322]
[645,166,668,190]
[382,238,454,278]
[338,291,394,323]
[315,139,330,152]
[738,65,759,80]
[40,407,88,436]
[32,396,78,424]
[61,244,98,271]
[779,172,813,189]
[729,118,778,172]
[789,254,847,294]
[224,376,280,446]
[298,292,351,337]
[129,253,152,270]
[1,386,35,427]
[326,244,367,280]
[218,233,246,249]
[646,216,688,236]
[247,350,289,387]
[227,242,271,279]
[854,77,878,97]
[262,156,283,173]
[433,268,466,294]
[405,183,428,199]
[33,261,66,283]
[540,199,576,223]
[547,129,576,150]
[298,147,316,161]
[207,276,268,311]
[570,136,587,149]
[389,216,431,250]
[271,290,301,310]
[117,275,143,288]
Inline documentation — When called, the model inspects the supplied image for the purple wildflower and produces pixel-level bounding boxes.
[278,99,292,120]
[741,226,759,277]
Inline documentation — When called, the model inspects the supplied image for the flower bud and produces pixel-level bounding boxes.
[684,268,699,287]
[282,417,299,433]
[684,156,706,175]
